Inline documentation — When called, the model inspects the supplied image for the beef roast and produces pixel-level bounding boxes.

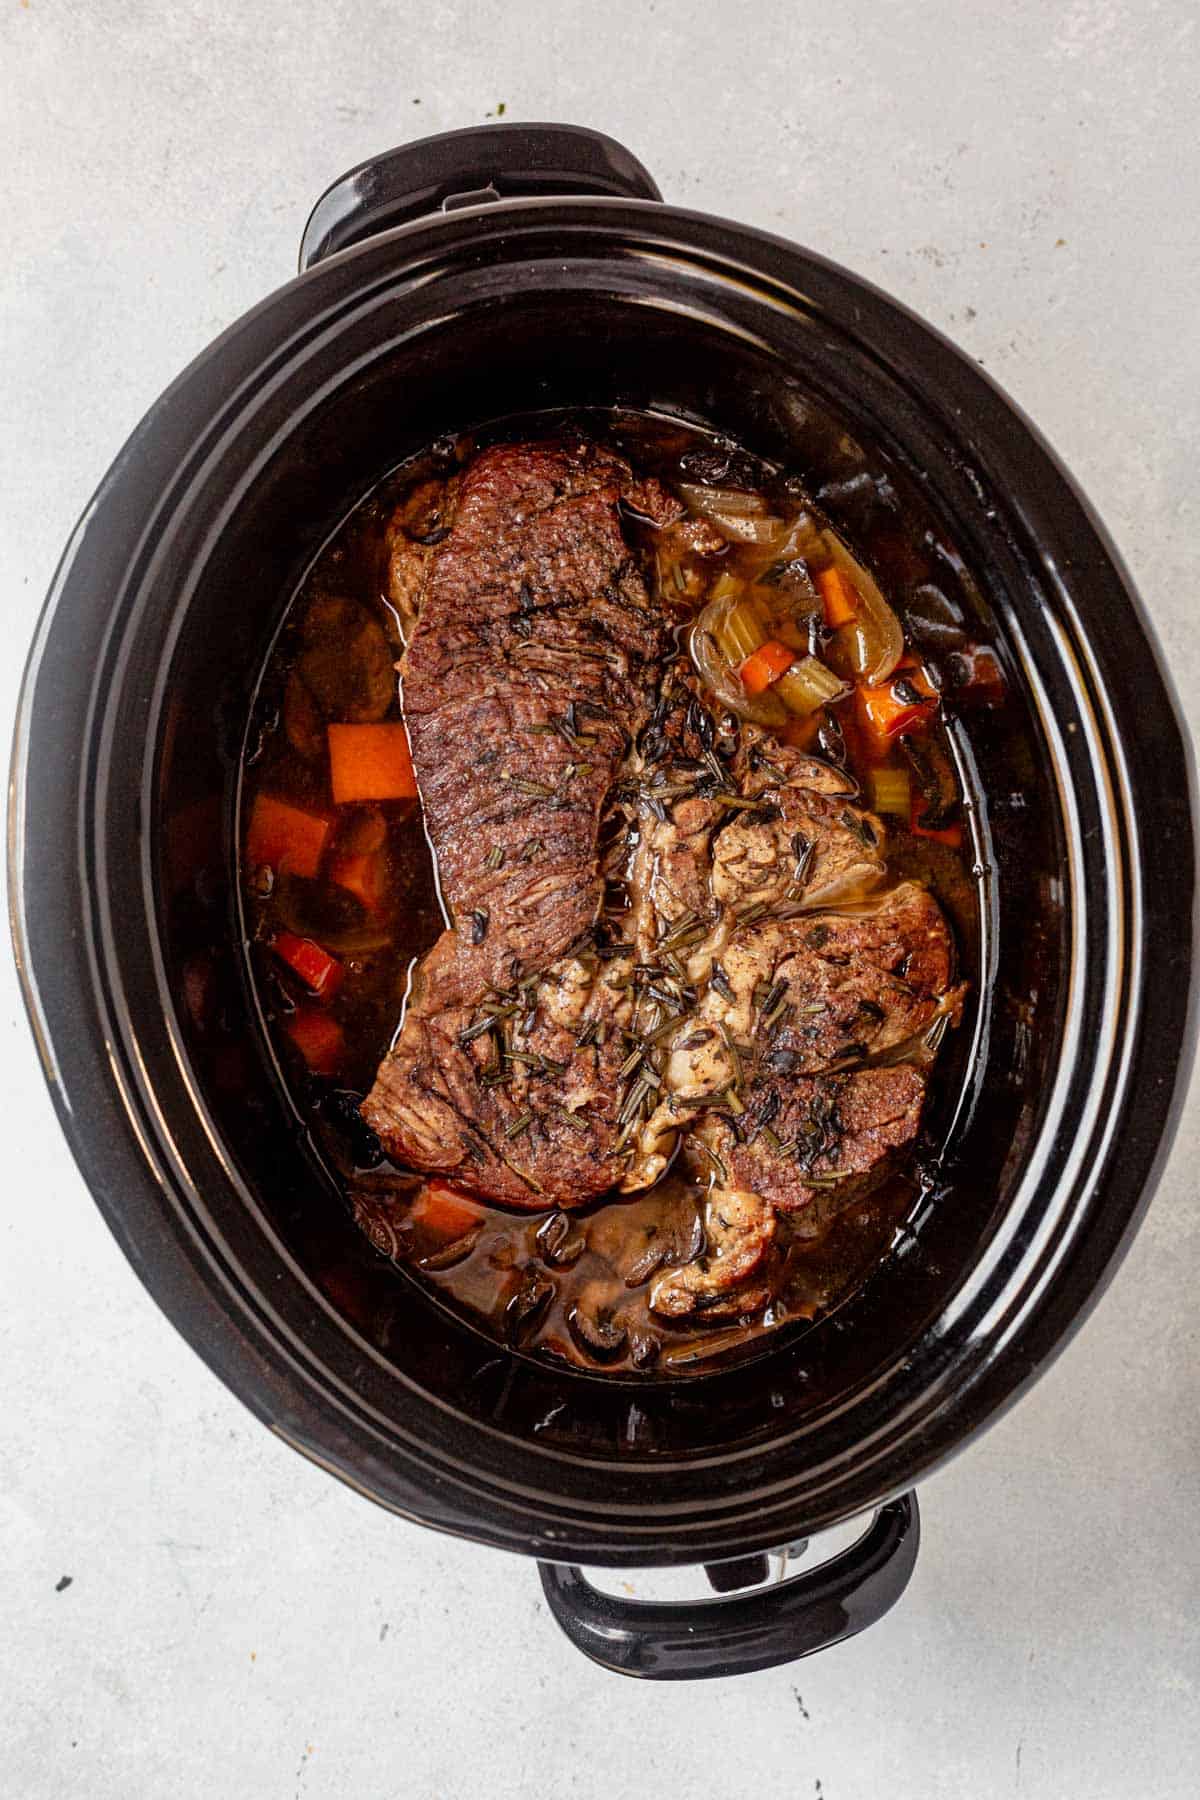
[363,441,964,1275]
[363,442,676,1204]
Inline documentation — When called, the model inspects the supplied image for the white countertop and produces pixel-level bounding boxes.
[3,3,1198,1795]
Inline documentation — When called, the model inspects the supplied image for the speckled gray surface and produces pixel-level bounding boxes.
[3,2,1198,1795]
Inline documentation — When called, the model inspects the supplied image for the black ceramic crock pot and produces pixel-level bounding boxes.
[11,124,1197,1679]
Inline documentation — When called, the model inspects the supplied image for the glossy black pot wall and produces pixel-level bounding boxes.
[11,125,1196,1679]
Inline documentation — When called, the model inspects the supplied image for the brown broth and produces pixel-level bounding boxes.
[240,412,989,1377]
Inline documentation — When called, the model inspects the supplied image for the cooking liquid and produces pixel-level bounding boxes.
[242,411,981,1376]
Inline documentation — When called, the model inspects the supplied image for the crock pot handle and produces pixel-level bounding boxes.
[536,1494,919,1679]
[298,123,662,271]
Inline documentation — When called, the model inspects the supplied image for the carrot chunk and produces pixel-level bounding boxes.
[816,565,859,629]
[328,849,388,915]
[411,1181,485,1241]
[284,1007,344,1075]
[910,796,964,848]
[327,722,417,804]
[271,931,344,1000]
[739,639,797,695]
[246,794,331,878]
[856,659,938,753]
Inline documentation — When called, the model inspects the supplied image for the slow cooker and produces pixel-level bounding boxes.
[10,123,1195,1678]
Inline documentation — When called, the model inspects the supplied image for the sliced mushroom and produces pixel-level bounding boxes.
[536,1210,586,1268]
[505,1266,555,1343]
[299,594,396,722]
[418,1225,483,1270]
[567,1300,628,1361]
[283,671,326,762]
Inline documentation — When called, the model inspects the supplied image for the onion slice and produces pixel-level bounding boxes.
[772,510,903,684]
[676,481,785,545]
[690,596,788,727]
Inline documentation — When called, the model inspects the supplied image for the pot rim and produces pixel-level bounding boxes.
[10,191,1197,1564]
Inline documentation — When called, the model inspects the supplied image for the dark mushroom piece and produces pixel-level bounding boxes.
[568,1300,628,1361]
[505,1266,555,1343]
[629,1330,661,1370]
[536,1211,586,1268]
[418,1225,484,1271]
[282,670,326,762]
[298,594,396,723]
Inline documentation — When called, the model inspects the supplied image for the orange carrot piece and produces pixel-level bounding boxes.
[271,931,344,1000]
[816,565,859,629]
[855,660,938,753]
[328,849,388,915]
[327,722,417,805]
[246,793,332,878]
[911,797,964,848]
[411,1181,485,1241]
[284,1007,344,1075]
[739,639,796,695]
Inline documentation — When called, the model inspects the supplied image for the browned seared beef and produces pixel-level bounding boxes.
[364,942,638,1207]
[363,441,963,1255]
[399,441,672,1002]
[715,1063,928,1217]
[363,443,674,1204]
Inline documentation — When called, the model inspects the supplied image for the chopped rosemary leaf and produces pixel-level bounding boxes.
[718,1023,743,1090]
[645,1011,688,1045]
[520,837,544,861]
[501,774,555,797]
[619,1047,644,1079]
[696,1139,730,1185]
[504,1112,533,1140]
[703,748,733,790]
[551,1106,590,1135]
[485,845,505,871]
[710,963,735,1002]
[617,1075,652,1125]
[459,1015,500,1045]
[614,1112,641,1152]
[499,1153,545,1193]
[759,979,788,1019]
[575,1020,600,1048]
